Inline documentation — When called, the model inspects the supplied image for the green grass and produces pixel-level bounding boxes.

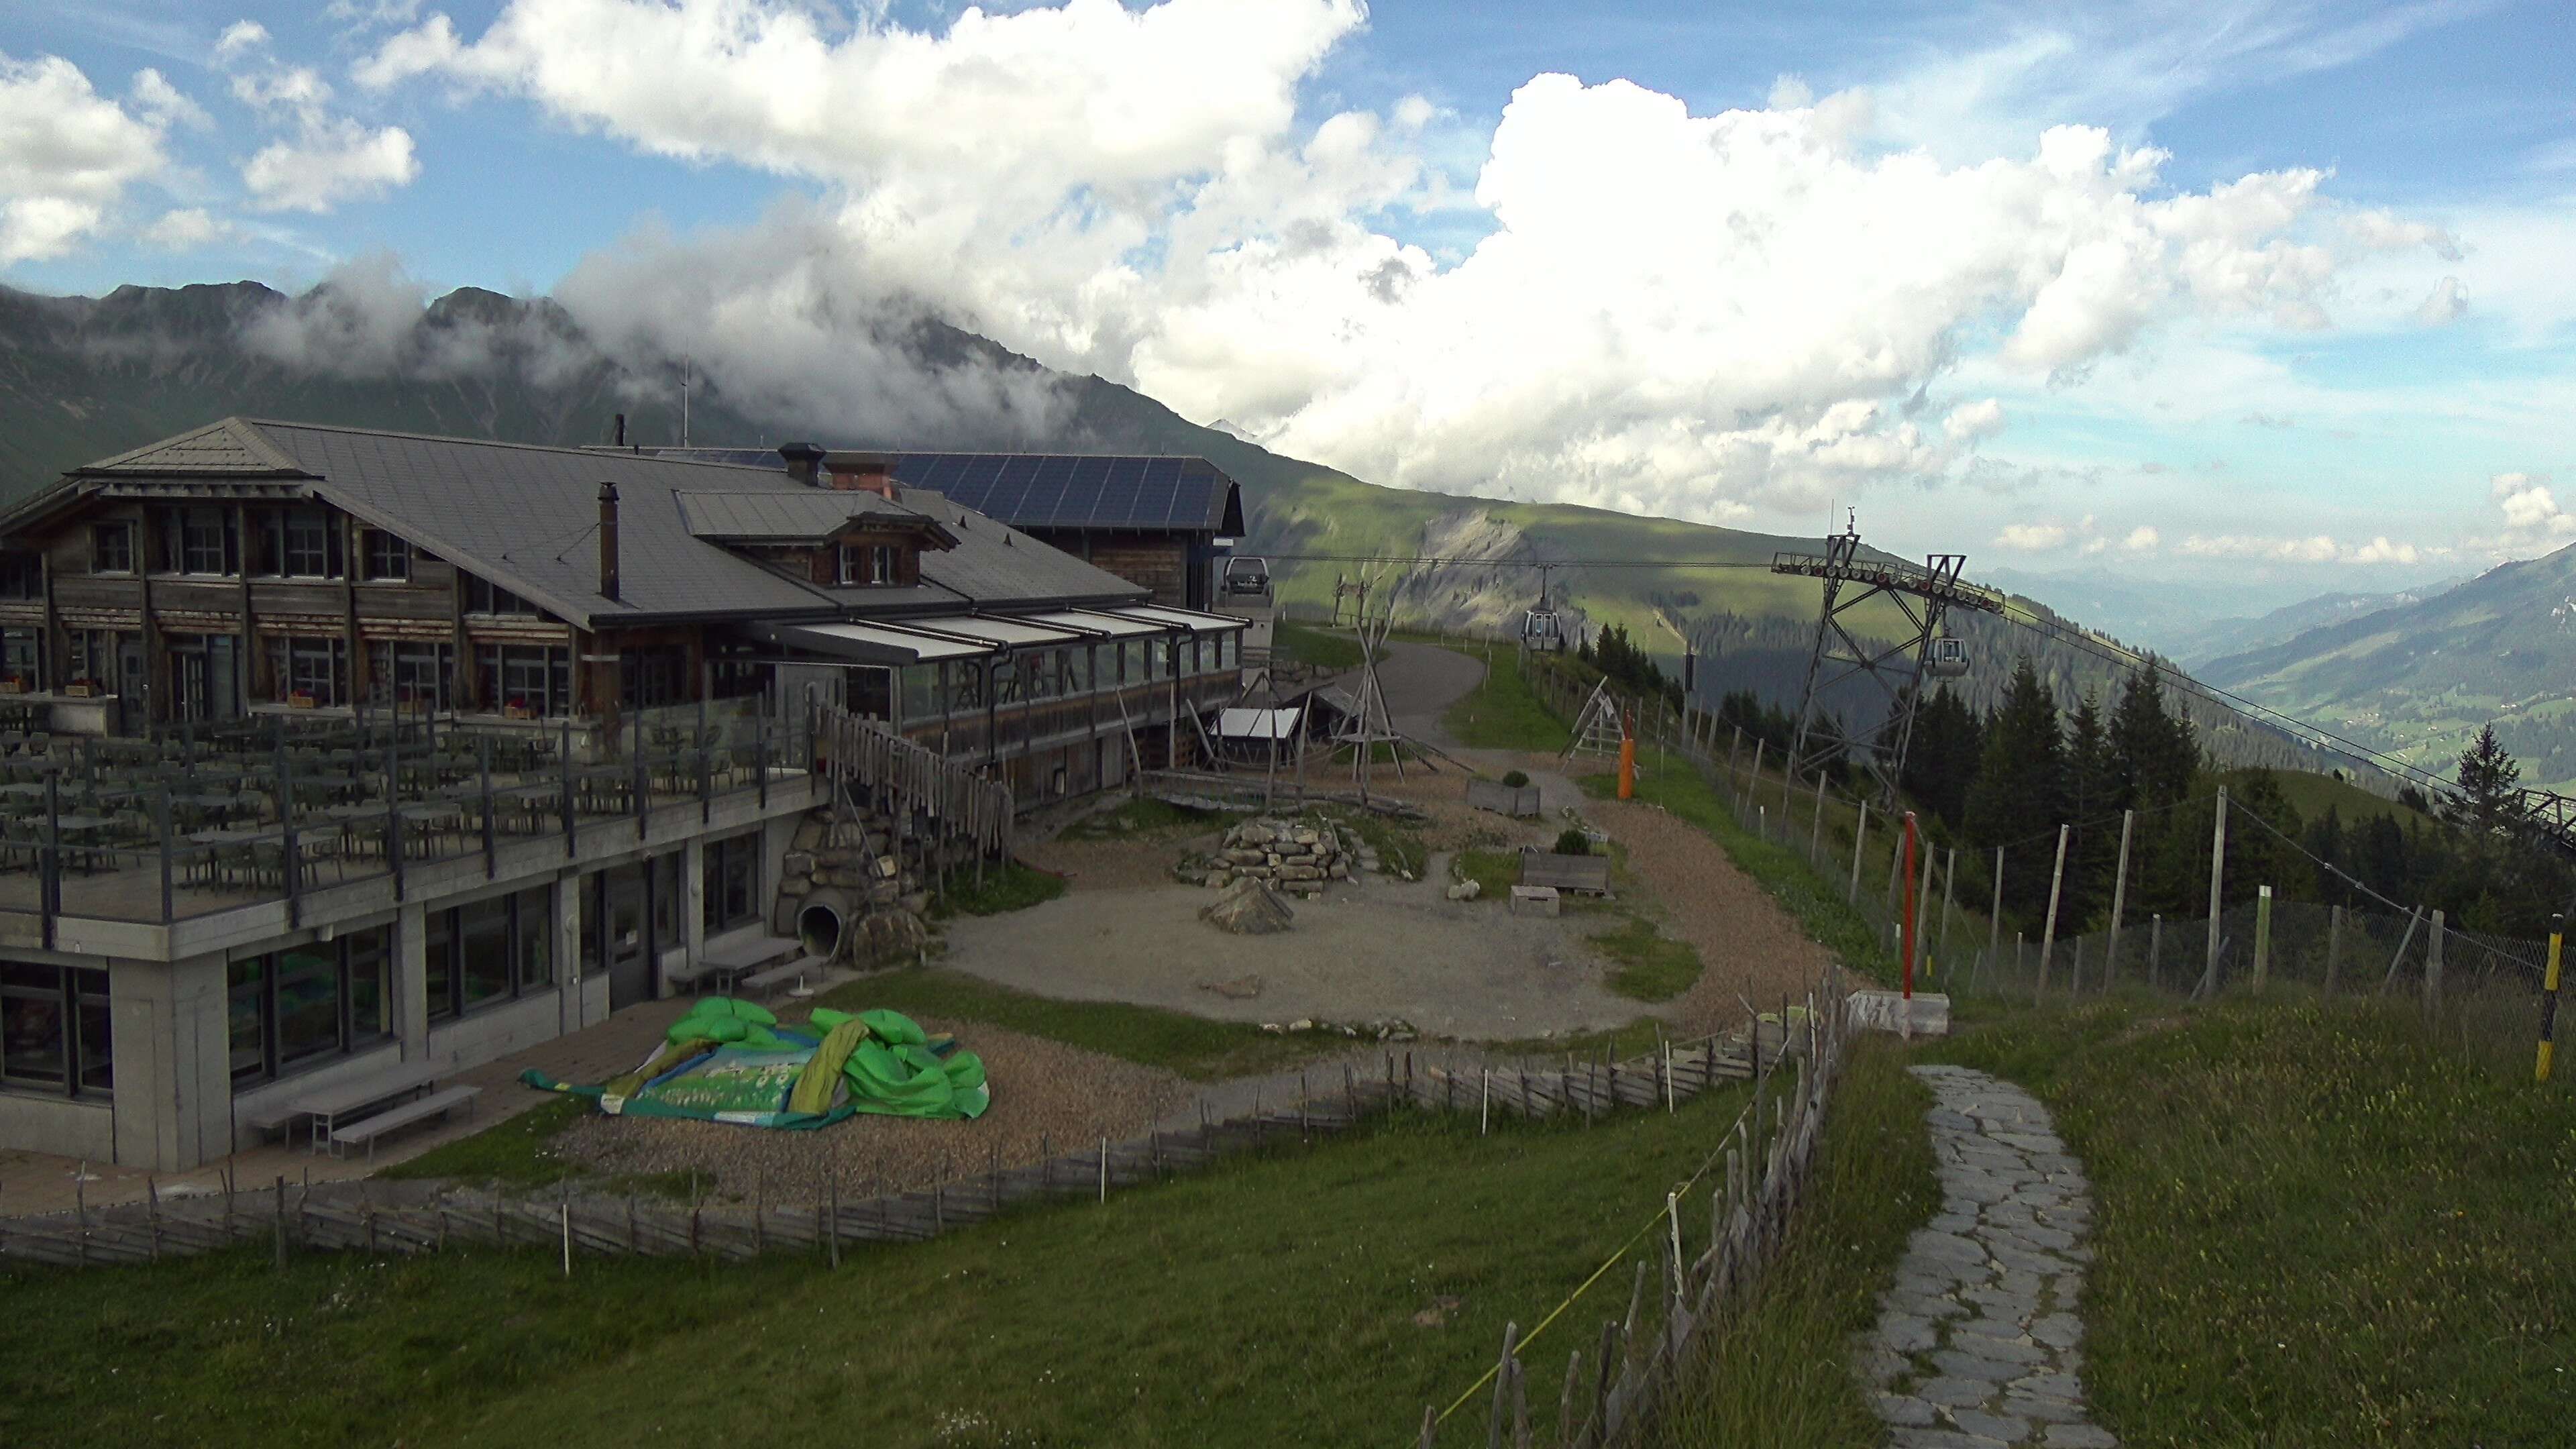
[1587,915,1705,1002]
[1273,617,1366,671]
[816,967,1329,1081]
[1330,806,1428,878]
[1453,847,1519,900]
[0,1085,1764,1449]
[376,1095,590,1187]
[1919,994,2576,1448]
[1442,646,1566,752]
[1651,1035,1939,1446]
[1579,768,1896,983]
[927,859,1068,918]
[1059,794,1242,841]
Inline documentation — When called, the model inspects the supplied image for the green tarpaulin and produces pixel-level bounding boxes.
[521,1001,988,1128]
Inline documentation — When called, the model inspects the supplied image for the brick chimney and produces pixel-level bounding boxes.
[824,450,897,499]
[597,481,621,600]
[777,440,826,487]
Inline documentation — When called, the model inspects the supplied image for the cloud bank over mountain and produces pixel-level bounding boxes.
[346,0,2456,528]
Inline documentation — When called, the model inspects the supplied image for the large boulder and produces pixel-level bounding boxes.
[1199,876,1296,935]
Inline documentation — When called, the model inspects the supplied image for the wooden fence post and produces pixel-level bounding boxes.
[1848,801,1870,903]
[2106,808,2134,990]
[2035,824,2070,1002]
[2202,788,2229,999]
[2253,885,2273,991]
[2324,904,2345,996]
[2424,910,2445,1019]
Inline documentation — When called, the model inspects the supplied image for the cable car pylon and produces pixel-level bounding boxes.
[1773,517,2005,808]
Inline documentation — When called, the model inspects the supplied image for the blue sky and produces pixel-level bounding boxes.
[5,1,2574,614]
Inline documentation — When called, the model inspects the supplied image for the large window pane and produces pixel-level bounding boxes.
[460,896,511,1007]
[227,956,266,1082]
[274,945,341,1066]
[3,964,68,1088]
[74,971,111,1094]
[426,906,458,1021]
[515,885,553,990]
[345,926,391,1041]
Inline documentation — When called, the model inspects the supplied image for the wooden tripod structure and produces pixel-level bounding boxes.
[1328,565,1450,803]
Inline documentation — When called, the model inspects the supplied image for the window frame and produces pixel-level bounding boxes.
[179,508,236,576]
[362,529,410,582]
[90,523,134,576]
[1,961,110,1099]
[224,926,394,1087]
[424,886,555,1022]
[701,833,763,934]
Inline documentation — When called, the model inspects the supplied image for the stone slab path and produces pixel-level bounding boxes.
[1860,1065,2116,1448]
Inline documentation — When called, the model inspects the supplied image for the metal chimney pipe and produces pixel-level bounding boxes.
[614,412,627,447]
[598,481,621,601]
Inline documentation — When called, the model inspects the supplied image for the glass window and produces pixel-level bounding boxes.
[345,925,390,1042]
[0,551,40,600]
[74,973,111,1095]
[478,644,573,716]
[620,646,686,710]
[702,833,762,933]
[226,955,266,1083]
[464,574,541,616]
[514,885,553,991]
[872,545,898,584]
[1024,649,1060,700]
[459,894,512,1008]
[378,642,452,712]
[91,523,133,574]
[578,879,600,979]
[271,637,347,706]
[1148,637,1169,682]
[363,530,409,581]
[181,508,233,575]
[0,627,40,689]
[270,508,339,578]
[651,853,681,947]
[899,663,939,722]
[274,945,341,1067]
[426,907,457,1023]
[3,962,72,1089]
[948,657,985,710]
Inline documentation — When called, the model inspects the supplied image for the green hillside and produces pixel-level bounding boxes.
[2201,545,2576,792]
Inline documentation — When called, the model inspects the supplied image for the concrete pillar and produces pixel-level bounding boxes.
[396,898,429,1063]
[683,835,708,969]
[553,870,592,1028]
[108,951,232,1170]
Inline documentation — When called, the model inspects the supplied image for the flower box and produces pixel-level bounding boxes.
[288,692,317,710]
[0,679,21,696]
[62,682,95,699]
[504,704,534,721]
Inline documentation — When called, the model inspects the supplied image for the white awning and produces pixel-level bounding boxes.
[916,615,1088,647]
[1025,608,1171,639]
[768,621,993,664]
[1105,604,1248,633]
[1216,706,1302,740]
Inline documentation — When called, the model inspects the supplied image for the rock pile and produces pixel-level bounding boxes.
[1200,877,1295,934]
[1179,815,1355,896]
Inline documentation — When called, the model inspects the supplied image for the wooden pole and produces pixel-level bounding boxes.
[2324,904,2345,997]
[2536,914,2563,1083]
[2423,909,2445,1020]
[2252,885,2274,991]
[2202,787,2229,999]
[1848,800,1870,903]
[2035,824,2069,1002]
[1987,845,2004,993]
[2106,808,2134,991]
[1937,847,1958,977]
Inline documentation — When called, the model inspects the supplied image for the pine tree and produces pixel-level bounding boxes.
[2447,725,2524,835]
[1964,656,2063,922]
[2108,661,2196,810]
[2061,690,2118,925]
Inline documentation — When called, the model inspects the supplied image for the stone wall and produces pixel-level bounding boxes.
[1176,814,1360,897]
[775,792,978,965]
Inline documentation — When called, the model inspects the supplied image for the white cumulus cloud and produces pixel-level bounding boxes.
[140,207,230,249]
[356,0,2453,523]
[2491,471,2575,542]
[219,21,419,213]
[1995,522,2070,550]
[2120,525,2159,553]
[2176,533,2427,564]
[2413,275,2467,326]
[0,53,179,264]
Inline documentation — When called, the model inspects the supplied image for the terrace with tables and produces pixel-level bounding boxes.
[0,702,812,936]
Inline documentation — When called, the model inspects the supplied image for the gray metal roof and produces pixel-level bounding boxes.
[28,419,1148,630]
[640,445,1245,535]
[674,489,916,543]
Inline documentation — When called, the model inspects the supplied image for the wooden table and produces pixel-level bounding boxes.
[281,1057,445,1152]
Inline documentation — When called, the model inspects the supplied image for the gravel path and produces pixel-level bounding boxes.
[1862,1065,2115,1449]
[553,1019,1187,1203]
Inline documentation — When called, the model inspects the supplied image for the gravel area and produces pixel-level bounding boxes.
[551,1019,1187,1202]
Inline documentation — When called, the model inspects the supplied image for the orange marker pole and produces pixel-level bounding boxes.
[1616,712,1635,800]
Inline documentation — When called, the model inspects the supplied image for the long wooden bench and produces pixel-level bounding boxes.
[328,1085,481,1162]
[1519,848,1613,894]
[743,955,830,998]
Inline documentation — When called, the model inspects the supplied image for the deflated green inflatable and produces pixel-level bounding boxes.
[521,1000,989,1128]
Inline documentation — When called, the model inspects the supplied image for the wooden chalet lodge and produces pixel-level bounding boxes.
[0,419,1247,1171]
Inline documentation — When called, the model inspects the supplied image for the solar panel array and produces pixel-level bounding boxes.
[888,454,1226,532]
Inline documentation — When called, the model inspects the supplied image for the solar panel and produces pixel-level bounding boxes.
[882,451,1235,533]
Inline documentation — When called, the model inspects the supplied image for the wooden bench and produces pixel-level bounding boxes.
[328,1085,481,1162]
[1520,848,1612,895]
[743,955,830,998]
[239,1102,306,1144]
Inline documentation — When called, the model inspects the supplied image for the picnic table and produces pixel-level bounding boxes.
[280,1057,445,1152]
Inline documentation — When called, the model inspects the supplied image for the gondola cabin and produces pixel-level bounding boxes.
[1927,635,1969,678]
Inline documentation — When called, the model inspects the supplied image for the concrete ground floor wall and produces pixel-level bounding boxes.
[0,796,807,1173]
